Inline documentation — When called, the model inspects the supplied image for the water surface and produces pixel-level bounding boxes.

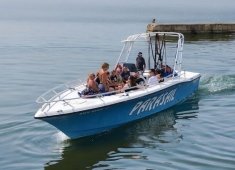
[0,0,235,169]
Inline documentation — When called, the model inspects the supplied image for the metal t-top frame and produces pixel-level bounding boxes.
[115,32,184,77]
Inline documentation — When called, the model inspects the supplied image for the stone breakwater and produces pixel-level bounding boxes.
[147,23,235,34]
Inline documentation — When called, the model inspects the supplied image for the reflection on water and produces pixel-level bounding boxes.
[184,33,235,42]
[1,0,235,169]
[45,96,199,170]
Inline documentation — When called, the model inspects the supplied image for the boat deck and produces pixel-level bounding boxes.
[35,71,200,118]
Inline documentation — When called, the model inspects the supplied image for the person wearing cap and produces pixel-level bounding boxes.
[136,52,146,72]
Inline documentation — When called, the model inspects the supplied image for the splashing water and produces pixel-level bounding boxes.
[55,131,70,142]
[199,74,235,95]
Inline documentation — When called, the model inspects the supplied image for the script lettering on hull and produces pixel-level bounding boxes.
[129,89,177,115]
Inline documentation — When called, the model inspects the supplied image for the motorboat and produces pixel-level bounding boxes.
[35,32,201,139]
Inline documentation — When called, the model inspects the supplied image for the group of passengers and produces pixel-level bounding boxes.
[83,52,172,96]
[84,62,140,95]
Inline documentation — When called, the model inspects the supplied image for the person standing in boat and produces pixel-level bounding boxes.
[136,52,146,72]
[98,62,110,92]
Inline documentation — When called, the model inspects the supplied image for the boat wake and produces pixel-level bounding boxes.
[199,74,235,96]
[55,131,70,142]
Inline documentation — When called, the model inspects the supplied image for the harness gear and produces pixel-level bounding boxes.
[148,33,166,70]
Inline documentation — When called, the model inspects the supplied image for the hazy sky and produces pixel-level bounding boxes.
[0,0,235,23]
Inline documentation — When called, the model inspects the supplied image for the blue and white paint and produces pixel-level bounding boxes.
[38,75,200,139]
[35,32,201,139]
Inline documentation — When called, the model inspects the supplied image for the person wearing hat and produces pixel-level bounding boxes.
[136,52,146,72]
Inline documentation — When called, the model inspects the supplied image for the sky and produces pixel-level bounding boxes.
[0,0,235,23]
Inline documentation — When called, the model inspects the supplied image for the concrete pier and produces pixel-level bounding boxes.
[147,23,235,34]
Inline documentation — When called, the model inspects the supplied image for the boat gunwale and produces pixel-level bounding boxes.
[37,71,186,105]
[35,72,201,119]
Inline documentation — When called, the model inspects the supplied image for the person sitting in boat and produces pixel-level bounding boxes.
[115,64,123,74]
[121,66,130,82]
[136,52,146,72]
[134,72,146,85]
[147,69,159,85]
[98,62,112,92]
[109,70,122,90]
[115,69,123,84]
[95,72,100,85]
[110,70,117,83]
[81,73,100,95]
[161,64,173,77]
[156,69,164,83]
[106,71,116,90]
[122,75,138,92]
[114,69,124,90]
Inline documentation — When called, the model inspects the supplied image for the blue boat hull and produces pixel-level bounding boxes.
[37,77,200,139]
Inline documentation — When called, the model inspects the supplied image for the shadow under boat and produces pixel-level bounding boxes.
[184,33,235,42]
[44,95,200,170]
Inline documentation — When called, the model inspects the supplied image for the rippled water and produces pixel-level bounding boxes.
[0,0,235,170]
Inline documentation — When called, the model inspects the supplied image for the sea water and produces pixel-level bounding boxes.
[0,0,235,169]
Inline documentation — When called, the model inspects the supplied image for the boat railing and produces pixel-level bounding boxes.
[37,71,184,104]
[36,79,85,104]
[37,82,148,107]
[38,84,149,113]
[36,71,186,114]
[37,70,185,105]
[36,72,186,113]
